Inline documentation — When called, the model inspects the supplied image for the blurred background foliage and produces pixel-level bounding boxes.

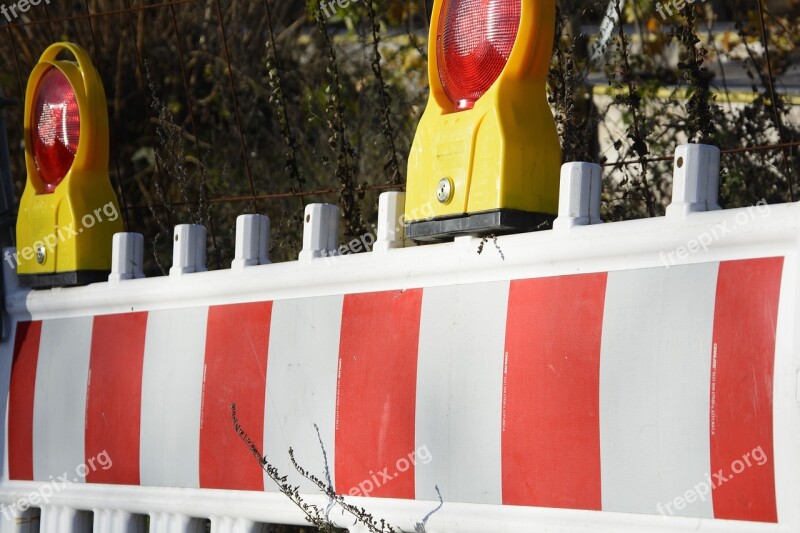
[0,0,798,274]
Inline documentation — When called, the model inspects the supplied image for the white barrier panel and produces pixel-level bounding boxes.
[1,199,799,533]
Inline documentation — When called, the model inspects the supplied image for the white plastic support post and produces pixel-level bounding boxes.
[257,215,270,266]
[39,507,92,533]
[553,162,603,231]
[374,192,406,252]
[169,224,207,276]
[93,510,148,532]
[0,507,40,533]
[666,143,721,218]
[232,215,270,270]
[209,516,257,532]
[109,233,145,283]
[299,203,339,261]
[148,513,207,533]
[796,369,800,404]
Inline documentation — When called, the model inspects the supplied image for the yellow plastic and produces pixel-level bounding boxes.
[405,0,561,222]
[17,43,122,277]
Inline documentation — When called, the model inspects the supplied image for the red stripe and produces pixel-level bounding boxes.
[335,290,422,499]
[502,274,607,509]
[85,312,148,484]
[8,321,42,481]
[710,258,782,523]
[200,302,272,490]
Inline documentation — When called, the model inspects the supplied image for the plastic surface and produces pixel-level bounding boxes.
[553,162,603,231]
[406,0,561,225]
[169,225,207,276]
[31,68,80,193]
[666,144,722,218]
[109,233,145,283]
[16,42,122,280]
[437,0,521,110]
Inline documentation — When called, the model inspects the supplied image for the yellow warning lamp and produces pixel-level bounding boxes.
[405,0,561,240]
[16,43,122,288]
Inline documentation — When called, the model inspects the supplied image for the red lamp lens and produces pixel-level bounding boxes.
[437,0,521,111]
[32,67,80,193]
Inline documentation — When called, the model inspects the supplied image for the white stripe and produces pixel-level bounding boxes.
[263,296,343,493]
[414,282,508,504]
[33,317,93,482]
[140,307,208,488]
[599,264,717,517]
[772,255,798,528]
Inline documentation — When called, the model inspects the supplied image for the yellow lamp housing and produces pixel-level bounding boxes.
[16,42,122,288]
[405,0,561,241]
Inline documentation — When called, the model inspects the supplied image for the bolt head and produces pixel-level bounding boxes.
[437,178,453,204]
[35,244,46,264]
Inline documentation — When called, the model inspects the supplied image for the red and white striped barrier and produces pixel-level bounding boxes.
[7,256,783,516]
[3,253,798,530]
[1,152,799,532]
